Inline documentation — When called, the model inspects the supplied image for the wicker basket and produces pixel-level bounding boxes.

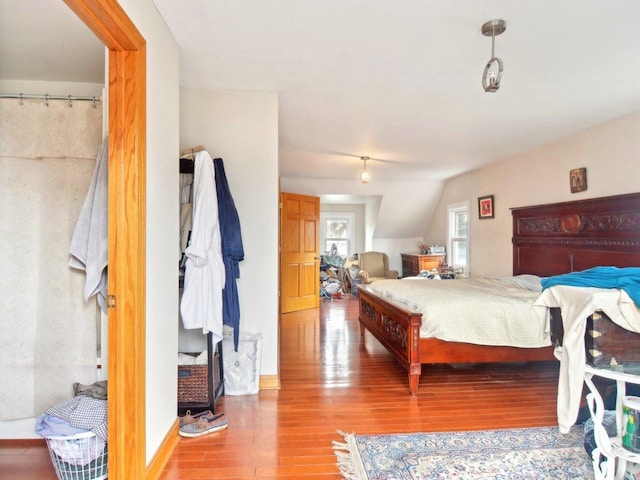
[45,431,107,480]
[178,364,209,403]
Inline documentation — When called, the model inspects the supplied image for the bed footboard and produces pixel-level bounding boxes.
[358,285,423,394]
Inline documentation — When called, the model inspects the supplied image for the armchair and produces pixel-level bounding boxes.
[358,251,399,284]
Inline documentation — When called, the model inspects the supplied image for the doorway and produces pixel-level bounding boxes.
[64,1,147,478]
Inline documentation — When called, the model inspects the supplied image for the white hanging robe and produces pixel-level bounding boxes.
[180,150,226,343]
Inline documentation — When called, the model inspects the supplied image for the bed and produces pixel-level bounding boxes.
[358,192,640,394]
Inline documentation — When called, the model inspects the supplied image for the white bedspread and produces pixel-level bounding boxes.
[366,277,550,348]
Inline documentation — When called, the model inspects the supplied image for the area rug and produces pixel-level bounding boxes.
[333,425,593,479]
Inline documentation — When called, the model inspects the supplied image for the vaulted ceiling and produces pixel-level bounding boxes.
[4,1,640,237]
[152,1,640,184]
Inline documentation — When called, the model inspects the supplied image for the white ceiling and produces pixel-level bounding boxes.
[3,1,640,185]
[0,0,104,84]
[153,0,640,183]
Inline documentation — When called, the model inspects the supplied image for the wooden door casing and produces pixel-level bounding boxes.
[63,1,147,478]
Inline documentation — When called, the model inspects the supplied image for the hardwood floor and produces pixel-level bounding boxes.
[0,294,561,479]
[0,439,59,480]
[160,294,560,479]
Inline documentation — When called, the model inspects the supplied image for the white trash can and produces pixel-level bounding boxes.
[222,332,262,395]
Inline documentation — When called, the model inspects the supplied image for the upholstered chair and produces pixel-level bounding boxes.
[358,251,399,284]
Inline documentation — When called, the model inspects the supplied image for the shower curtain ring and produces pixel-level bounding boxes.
[44,94,49,107]
[19,93,23,105]
[92,96,97,109]
[67,95,73,108]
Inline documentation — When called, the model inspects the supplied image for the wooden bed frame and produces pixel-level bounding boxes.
[358,192,640,394]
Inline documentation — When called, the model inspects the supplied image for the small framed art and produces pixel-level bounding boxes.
[478,195,494,219]
[570,167,587,193]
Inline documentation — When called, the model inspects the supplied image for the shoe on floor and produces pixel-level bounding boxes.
[179,409,213,427]
[179,413,228,437]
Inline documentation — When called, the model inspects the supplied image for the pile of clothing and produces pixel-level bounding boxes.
[320,252,353,298]
[36,381,107,471]
[320,267,343,298]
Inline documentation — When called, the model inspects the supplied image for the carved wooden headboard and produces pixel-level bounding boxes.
[511,192,640,276]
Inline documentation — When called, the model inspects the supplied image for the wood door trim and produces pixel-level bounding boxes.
[63,1,147,478]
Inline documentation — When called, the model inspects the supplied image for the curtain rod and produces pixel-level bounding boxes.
[0,93,102,104]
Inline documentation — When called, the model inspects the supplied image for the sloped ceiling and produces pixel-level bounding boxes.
[152,0,640,185]
[152,0,640,238]
[4,1,640,238]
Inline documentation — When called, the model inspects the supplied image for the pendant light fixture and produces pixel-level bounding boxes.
[481,19,506,92]
[359,156,371,183]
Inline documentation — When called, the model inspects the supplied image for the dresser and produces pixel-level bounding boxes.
[400,253,446,277]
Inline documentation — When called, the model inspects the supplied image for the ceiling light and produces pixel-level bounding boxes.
[359,156,371,183]
[481,19,506,93]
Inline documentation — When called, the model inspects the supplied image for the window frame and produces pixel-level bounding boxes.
[447,201,469,273]
[320,212,355,257]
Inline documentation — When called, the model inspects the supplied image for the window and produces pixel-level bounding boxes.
[321,213,354,257]
[448,202,469,271]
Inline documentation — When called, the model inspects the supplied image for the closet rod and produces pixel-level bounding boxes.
[0,93,102,103]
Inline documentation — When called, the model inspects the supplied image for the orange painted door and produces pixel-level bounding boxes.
[280,192,320,313]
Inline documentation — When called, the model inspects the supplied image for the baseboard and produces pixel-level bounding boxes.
[259,375,280,390]
[146,418,180,480]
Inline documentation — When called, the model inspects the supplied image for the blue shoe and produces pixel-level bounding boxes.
[179,413,228,437]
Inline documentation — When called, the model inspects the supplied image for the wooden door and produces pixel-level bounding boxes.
[280,192,320,313]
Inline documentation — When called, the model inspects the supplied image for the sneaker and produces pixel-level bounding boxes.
[179,413,228,437]
[179,409,213,427]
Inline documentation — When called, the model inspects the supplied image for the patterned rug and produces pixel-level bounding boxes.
[333,426,594,479]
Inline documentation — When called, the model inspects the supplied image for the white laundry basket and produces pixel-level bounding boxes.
[45,431,107,480]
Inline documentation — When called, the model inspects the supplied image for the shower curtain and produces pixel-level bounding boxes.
[0,98,103,420]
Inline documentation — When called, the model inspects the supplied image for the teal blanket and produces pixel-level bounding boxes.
[541,266,640,306]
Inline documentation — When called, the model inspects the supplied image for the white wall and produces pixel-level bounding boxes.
[373,180,443,239]
[117,0,181,463]
[0,80,103,97]
[371,238,425,274]
[179,88,279,377]
[425,110,640,278]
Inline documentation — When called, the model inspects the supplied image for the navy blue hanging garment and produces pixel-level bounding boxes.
[213,158,245,351]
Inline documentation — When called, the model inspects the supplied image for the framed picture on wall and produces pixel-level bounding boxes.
[478,195,494,219]
[570,167,587,193]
